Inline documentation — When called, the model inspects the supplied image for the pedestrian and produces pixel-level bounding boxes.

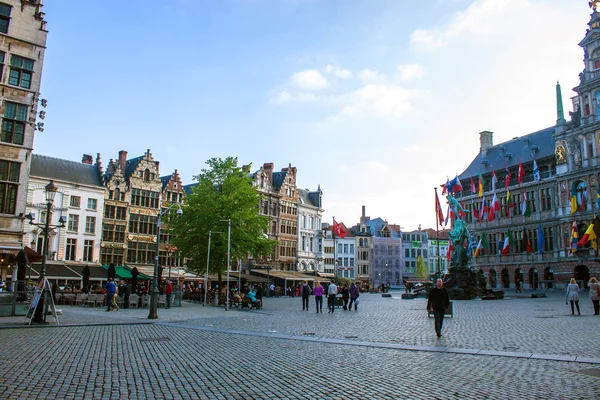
[105,277,116,312]
[269,283,275,297]
[165,281,173,309]
[301,280,311,311]
[341,284,349,310]
[119,280,130,309]
[515,278,523,293]
[112,283,120,311]
[348,281,360,311]
[427,278,450,337]
[313,281,324,313]
[566,278,581,316]
[327,280,337,313]
[588,277,599,315]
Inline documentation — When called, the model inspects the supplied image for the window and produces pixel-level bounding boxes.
[540,188,551,211]
[0,159,19,214]
[104,205,127,220]
[87,198,97,210]
[0,3,10,34]
[8,55,34,89]
[66,238,77,261]
[102,223,125,243]
[101,247,123,266]
[2,101,27,145]
[68,214,79,232]
[83,240,94,262]
[128,213,157,235]
[85,216,96,234]
[70,196,81,208]
[0,51,4,81]
[127,241,154,264]
[130,188,159,208]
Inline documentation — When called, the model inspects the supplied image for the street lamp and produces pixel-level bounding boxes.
[266,265,273,297]
[385,261,389,290]
[25,180,66,323]
[220,219,231,311]
[148,203,183,319]
[204,230,222,306]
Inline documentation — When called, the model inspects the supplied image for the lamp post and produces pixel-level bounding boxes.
[266,265,272,297]
[385,261,389,290]
[220,219,231,311]
[25,181,65,323]
[148,204,183,320]
[204,230,222,306]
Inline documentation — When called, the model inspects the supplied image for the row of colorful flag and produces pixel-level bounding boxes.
[469,226,545,258]
[441,160,540,198]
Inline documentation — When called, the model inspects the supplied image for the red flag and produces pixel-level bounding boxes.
[333,219,346,238]
[488,200,496,221]
[518,161,525,186]
[505,166,511,189]
[470,177,476,194]
[435,191,444,225]
[446,242,454,260]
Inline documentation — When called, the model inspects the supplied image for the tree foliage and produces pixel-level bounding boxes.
[415,255,429,281]
[169,157,277,276]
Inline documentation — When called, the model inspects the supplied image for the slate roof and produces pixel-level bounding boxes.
[272,171,286,191]
[183,183,198,195]
[124,156,143,179]
[160,175,171,191]
[298,188,322,208]
[30,154,103,187]
[458,126,555,180]
[364,217,402,238]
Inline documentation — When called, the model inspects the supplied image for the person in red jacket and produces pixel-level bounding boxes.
[165,281,173,309]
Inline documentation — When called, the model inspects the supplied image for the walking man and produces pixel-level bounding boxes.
[327,280,338,313]
[301,281,311,310]
[427,278,450,337]
[119,280,130,309]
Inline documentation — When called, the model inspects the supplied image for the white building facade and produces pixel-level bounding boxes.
[296,187,323,274]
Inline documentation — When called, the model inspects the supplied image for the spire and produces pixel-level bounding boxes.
[556,81,566,126]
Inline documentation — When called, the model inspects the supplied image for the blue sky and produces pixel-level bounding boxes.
[37,0,590,230]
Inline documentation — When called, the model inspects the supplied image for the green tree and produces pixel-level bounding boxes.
[415,255,429,281]
[169,157,277,280]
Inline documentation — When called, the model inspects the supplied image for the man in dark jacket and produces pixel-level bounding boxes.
[427,279,450,337]
[301,281,311,311]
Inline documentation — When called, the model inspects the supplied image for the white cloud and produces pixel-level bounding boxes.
[323,64,353,79]
[358,68,381,82]
[345,84,413,118]
[290,69,328,90]
[410,0,527,49]
[397,64,425,81]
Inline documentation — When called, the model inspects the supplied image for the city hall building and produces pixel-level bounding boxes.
[453,9,600,290]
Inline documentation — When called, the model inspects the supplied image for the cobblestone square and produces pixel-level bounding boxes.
[0,290,599,399]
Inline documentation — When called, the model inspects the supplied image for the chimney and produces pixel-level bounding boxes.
[264,162,274,183]
[360,205,370,224]
[118,150,127,173]
[96,153,103,176]
[479,131,493,156]
[82,154,93,165]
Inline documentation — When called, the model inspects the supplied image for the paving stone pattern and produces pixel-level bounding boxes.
[0,290,598,399]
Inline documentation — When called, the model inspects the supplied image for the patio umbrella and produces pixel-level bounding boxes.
[131,267,139,289]
[82,266,90,293]
[107,263,116,280]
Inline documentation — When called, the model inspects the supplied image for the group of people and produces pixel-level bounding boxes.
[565,277,599,316]
[104,278,174,311]
[301,280,360,313]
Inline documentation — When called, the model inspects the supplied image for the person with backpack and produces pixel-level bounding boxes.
[301,280,311,311]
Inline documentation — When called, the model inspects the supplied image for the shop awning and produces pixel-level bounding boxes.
[30,262,81,279]
[101,265,152,280]
[24,246,42,262]
[0,242,22,256]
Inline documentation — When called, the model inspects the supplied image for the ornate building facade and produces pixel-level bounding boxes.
[454,10,600,289]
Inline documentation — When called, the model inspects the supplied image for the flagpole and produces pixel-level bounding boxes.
[333,216,337,283]
[434,187,441,277]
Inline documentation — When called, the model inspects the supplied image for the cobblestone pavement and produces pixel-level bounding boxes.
[0,290,599,399]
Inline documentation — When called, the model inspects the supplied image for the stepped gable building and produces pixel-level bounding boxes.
[362,216,403,288]
[25,154,105,283]
[349,206,374,287]
[0,1,47,283]
[159,169,184,269]
[100,150,162,277]
[250,163,299,271]
[296,186,324,274]
[322,221,354,280]
[453,9,600,289]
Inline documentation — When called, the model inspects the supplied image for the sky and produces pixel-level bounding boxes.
[36,0,590,231]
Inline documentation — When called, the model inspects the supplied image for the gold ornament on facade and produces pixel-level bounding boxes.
[555,144,566,163]
[591,0,600,11]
